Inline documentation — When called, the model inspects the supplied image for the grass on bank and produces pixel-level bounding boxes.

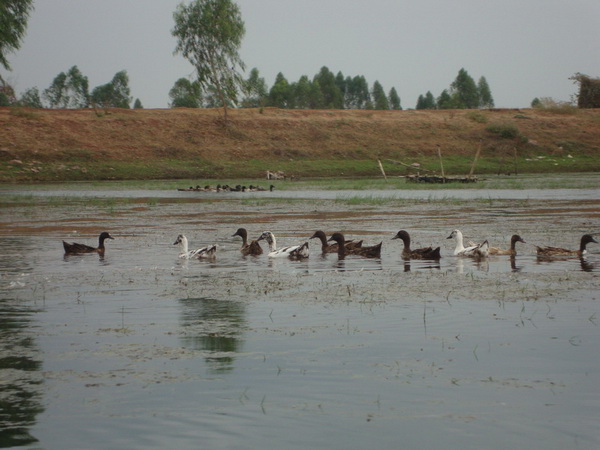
[2,152,600,184]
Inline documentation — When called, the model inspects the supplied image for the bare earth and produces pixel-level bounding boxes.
[1,107,599,181]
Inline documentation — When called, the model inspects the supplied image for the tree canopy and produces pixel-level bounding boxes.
[169,77,202,108]
[172,0,246,120]
[43,66,90,109]
[90,70,131,109]
[0,0,34,77]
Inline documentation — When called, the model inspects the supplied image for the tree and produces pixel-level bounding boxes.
[169,77,202,107]
[292,75,312,109]
[0,83,16,105]
[477,76,494,108]
[437,89,455,109]
[570,73,600,108]
[450,68,479,108]
[388,87,401,110]
[345,75,370,109]
[313,66,343,109]
[268,72,291,108]
[91,70,131,109]
[372,80,389,110]
[133,98,143,109]
[172,0,246,121]
[19,86,43,108]
[44,72,69,108]
[0,0,34,79]
[240,67,267,108]
[416,91,436,109]
[43,66,90,108]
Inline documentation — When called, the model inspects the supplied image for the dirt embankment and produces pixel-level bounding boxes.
[1,107,599,181]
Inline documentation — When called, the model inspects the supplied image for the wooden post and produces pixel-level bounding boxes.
[377,159,387,180]
[513,146,518,175]
[437,146,445,181]
[469,139,482,178]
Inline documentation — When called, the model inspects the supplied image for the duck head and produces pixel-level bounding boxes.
[447,230,461,240]
[581,234,598,249]
[310,230,327,241]
[327,232,345,245]
[392,230,410,244]
[232,228,247,239]
[511,235,526,244]
[173,234,187,246]
[257,231,275,246]
[99,232,114,241]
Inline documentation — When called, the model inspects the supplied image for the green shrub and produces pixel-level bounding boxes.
[466,111,488,123]
[486,122,520,139]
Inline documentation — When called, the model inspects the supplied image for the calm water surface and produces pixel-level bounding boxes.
[1,183,599,449]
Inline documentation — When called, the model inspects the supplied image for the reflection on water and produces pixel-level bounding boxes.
[0,300,44,447]
[178,298,246,374]
[0,237,45,447]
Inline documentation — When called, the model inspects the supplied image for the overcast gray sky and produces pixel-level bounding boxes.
[5,0,600,109]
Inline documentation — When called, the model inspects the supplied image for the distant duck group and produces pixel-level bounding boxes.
[62,230,597,264]
[178,184,274,192]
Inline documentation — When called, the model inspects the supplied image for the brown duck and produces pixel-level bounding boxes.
[392,230,441,260]
[536,234,597,257]
[232,228,263,256]
[310,230,362,253]
[328,232,382,259]
[489,234,526,255]
[63,232,114,254]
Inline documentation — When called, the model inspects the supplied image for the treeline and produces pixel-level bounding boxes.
[415,68,494,109]
[0,66,142,110]
[2,65,494,111]
[170,66,402,110]
[171,66,495,111]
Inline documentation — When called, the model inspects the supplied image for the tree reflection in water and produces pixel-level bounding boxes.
[0,302,45,447]
[178,297,247,374]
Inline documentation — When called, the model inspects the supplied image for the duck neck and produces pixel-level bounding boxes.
[266,235,277,252]
[336,240,346,259]
[316,233,328,252]
[180,238,188,254]
[401,236,411,252]
[454,232,465,253]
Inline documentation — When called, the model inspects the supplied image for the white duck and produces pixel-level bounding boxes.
[173,234,217,259]
[256,231,309,259]
[447,229,489,258]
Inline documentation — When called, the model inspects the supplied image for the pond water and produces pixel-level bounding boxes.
[1,183,599,449]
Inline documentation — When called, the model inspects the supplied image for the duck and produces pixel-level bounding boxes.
[173,234,217,259]
[392,230,441,260]
[489,234,526,255]
[63,232,114,254]
[309,230,362,254]
[446,229,489,258]
[256,231,309,259]
[327,232,382,259]
[232,228,263,256]
[535,234,597,258]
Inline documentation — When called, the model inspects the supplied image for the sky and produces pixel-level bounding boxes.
[4,0,600,109]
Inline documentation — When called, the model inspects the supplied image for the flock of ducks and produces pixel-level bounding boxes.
[62,230,598,263]
[177,184,275,192]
